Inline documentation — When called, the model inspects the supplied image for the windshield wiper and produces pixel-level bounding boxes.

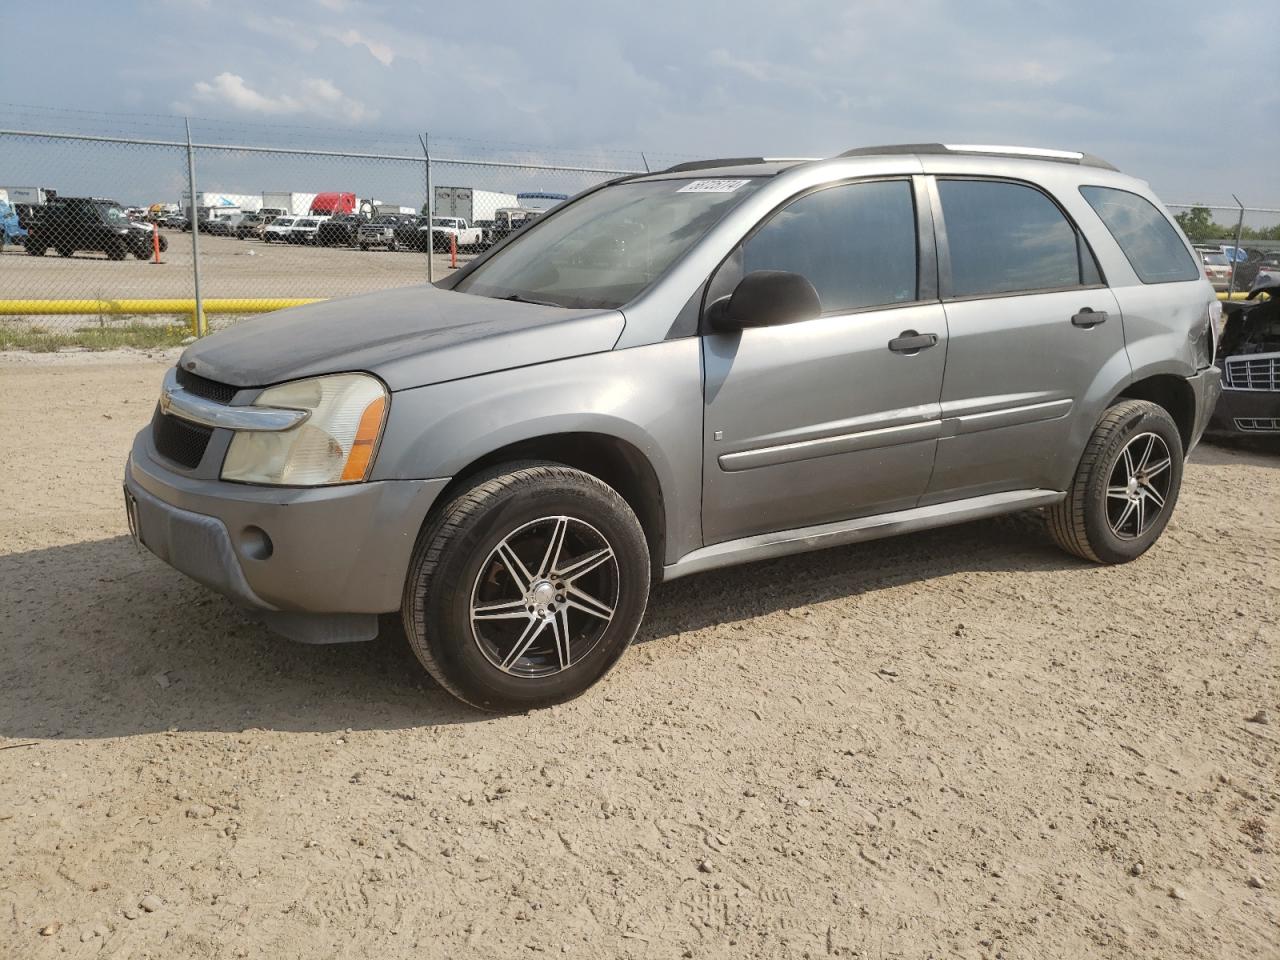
[500,293,561,307]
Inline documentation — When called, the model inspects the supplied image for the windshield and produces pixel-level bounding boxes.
[96,202,128,223]
[455,177,763,308]
[274,218,295,227]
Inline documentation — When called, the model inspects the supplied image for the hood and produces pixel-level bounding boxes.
[178,285,624,391]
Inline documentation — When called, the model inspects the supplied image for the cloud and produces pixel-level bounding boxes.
[322,27,395,66]
[186,72,378,122]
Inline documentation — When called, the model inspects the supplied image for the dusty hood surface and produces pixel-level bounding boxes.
[178,285,624,391]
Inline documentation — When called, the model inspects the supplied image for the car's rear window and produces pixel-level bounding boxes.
[1080,186,1199,284]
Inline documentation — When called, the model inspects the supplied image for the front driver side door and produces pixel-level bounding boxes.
[701,177,948,545]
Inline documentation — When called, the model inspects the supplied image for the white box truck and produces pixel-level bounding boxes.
[0,186,51,205]
[433,187,518,225]
[262,192,318,217]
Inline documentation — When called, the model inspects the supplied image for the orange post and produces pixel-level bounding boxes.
[450,233,457,269]
[152,223,161,264]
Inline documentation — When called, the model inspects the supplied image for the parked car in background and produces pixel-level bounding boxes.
[128,144,1220,711]
[258,207,289,221]
[234,212,267,239]
[357,214,415,251]
[316,213,367,247]
[427,215,484,251]
[1229,248,1280,291]
[484,207,542,248]
[1196,248,1234,291]
[1208,274,1280,437]
[288,216,328,244]
[203,214,243,237]
[261,217,297,243]
[0,199,28,249]
[26,196,162,260]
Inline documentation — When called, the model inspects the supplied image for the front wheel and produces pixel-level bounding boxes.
[402,463,651,712]
[1047,400,1184,564]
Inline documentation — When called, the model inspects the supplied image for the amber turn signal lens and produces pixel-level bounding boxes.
[340,395,387,482]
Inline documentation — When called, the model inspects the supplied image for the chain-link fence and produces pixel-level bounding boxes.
[1165,201,1280,300]
[3,117,1278,349]
[0,122,647,348]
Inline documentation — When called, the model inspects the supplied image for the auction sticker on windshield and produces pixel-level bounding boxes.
[677,179,751,193]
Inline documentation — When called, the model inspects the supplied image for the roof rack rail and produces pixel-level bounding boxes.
[658,157,769,174]
[836,143,1118,171]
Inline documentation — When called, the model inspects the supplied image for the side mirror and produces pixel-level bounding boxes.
[709,270,822,332]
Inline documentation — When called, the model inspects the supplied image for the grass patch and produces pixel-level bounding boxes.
[0,322,191,352]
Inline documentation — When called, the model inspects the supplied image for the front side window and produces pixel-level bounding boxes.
[938,179,1083,297]
[739,179,918,313]
[1080,186,1198,284]
[455,178,763,309]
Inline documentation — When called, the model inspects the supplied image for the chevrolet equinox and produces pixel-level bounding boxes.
[125,143,1223,711]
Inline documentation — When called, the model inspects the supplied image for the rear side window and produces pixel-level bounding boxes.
[741,179,917,312]
[1080,186,1199,283]
[938,179,1083,297]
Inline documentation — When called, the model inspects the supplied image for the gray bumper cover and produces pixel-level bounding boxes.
[125,433,449,643]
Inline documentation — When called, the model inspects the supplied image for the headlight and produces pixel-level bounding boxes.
[221,373,388,486]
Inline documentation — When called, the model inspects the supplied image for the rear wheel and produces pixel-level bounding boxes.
[402,463,650,712]
[1047,400,1183,564]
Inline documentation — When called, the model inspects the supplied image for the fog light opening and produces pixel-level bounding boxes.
[240,525,273,561]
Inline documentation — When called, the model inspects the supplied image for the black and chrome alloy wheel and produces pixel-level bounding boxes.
[470,515,619,677]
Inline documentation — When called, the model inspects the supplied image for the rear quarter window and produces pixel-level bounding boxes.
[1080,186,1199,284]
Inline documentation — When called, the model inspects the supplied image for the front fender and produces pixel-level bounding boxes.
[372,339,706,563]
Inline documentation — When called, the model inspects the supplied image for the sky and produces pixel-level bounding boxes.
[5,0,1279,213]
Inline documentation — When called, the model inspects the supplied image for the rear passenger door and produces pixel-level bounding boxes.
[922,177,1127,501]
[701,178,948,544]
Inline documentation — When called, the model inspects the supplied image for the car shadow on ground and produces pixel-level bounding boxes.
[1197,435,1280,468]
[0,515,1077,740]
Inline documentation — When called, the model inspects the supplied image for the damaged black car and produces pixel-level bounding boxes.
[1209,274,1280,437]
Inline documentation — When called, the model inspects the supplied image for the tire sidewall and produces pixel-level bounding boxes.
[1083,405,1184,562]
[413,473,650,710]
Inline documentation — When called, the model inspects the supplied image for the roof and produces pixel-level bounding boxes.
[649,143,1118,180]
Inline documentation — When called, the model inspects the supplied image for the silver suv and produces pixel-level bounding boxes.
[125,144,1222,711]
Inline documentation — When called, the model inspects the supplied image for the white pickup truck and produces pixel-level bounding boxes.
[424,216,484,252]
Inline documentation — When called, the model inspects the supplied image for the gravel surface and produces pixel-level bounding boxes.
[1,356,1276,959]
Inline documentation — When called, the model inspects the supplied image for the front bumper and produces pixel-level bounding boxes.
[1207,384,1280,435]
[125,430,449,643]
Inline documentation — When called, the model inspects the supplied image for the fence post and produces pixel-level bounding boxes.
[421,132,434,284]
[1225,194,1245,301]
[185,118,206,336]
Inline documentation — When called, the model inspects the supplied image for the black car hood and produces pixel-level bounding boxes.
[178,285,624,391]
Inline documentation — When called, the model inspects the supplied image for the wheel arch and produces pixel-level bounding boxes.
[1111,373,1196,451]
[431,431,668,580]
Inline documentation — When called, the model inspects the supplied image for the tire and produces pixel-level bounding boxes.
[402,462,651,712]
[1047,400,1184,564]
[57,245,74,258]
[359,243,369,251]
[106,239,127,261]
[389,239,398,252]
[26,241,45,256]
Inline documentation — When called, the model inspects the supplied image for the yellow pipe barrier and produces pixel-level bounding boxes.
[0,298,324,334]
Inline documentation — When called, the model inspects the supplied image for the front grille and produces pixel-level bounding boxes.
[1224,353,1280,391]
[1234,418,1280,433]
[176,368,238,403]
[152,407,213,469]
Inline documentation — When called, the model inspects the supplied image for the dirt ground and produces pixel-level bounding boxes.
[0,353,1276,960]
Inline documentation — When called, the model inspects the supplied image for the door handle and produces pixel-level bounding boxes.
[1071,308,1108,328]
[888,330,939,354]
